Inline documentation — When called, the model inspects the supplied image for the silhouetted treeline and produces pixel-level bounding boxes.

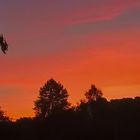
[0,79,140,140]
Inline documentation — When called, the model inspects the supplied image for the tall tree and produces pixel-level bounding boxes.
[84,85,103,120]
[34,79,69,119]
[85,84,103,101]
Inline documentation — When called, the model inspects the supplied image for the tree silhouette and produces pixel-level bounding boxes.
[85,85,103,101]
[78,85,104,120]
[0,107,9,121]
[34,79,70,119]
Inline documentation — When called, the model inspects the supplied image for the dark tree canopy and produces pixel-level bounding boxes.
[0,82,140,140]
[34,79,70,119]
[0,107,9,121]
[85,85,103,101]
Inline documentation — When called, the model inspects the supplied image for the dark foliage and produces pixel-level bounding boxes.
[85,84,103,101]
[34,79,70,119]
[0,34,8,54]
[0,82,140,140]
[0,107,10,121]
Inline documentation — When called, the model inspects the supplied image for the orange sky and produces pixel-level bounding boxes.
[0,0,140,119]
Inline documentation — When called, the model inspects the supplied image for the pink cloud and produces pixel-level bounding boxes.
[44,0,140,27]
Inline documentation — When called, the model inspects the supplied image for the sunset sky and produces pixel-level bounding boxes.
[0,0,140,119]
